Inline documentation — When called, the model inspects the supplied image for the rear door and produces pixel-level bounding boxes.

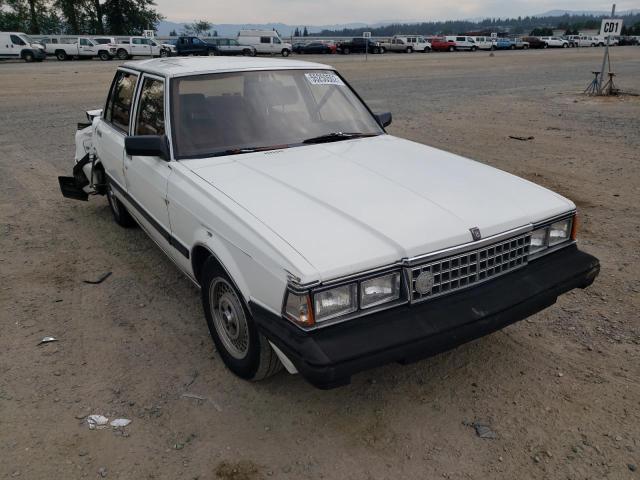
[124,74,176,255]
[96,69,139,192]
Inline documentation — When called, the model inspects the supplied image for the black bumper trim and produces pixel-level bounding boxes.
[251,245,599,389]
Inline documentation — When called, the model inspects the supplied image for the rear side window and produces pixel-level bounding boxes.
[104,71,139,132]
[260,37,270,44]
[135,77,165,136]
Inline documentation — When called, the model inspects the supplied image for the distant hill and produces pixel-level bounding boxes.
[156,21,374,37]
[535,9,640,17]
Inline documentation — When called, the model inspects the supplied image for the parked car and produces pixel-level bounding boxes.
[513,38,530,49]
[170,36,218,56]
[237,30,292,56]
[472,36,495,50]
[208,38,256,56]
[564,35,579,47]
[575,35,599,47]
[494,38,515,49]
[292,41,333,54]
[523,36,547,49]
[540,37,569,48]
[618,36,639,46]
[445,36,477,51]
[45,36,115,61]
[57,57,601,388]
[381,35,431,53]
[430,37,457,52]
[112,36,172,60]
[336,38,384,54]
[593,35,618,46]
[0,31,46,62]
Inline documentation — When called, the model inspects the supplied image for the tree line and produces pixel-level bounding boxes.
[0,0,163,35]
[314,13,640,37]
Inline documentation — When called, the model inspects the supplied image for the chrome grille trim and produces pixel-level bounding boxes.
[408,233,531,303]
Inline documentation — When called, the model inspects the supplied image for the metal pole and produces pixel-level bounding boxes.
[598,4,615,94]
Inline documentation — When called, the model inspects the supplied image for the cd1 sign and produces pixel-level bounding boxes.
[600,19,623,37]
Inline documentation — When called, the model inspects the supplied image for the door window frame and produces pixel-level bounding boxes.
[130,72,173,159]
[103,68,140,135]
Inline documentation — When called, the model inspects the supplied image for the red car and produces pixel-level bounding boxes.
[430,37,457,52]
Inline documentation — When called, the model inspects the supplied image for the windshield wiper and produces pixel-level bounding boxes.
[302,132,378,144]
[210,144,291,157]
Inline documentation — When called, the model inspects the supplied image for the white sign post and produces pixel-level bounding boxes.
[143,30,155,38]
[597,5,622,94]
[363,31,371,61]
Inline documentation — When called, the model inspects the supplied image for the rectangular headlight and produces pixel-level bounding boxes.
[548,218,572,246]
[360,272,401,309]
[530,227,548,253]
[314,284,357,322]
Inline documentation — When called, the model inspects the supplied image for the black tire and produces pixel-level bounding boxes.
[106,183,136,228]
[510,44,515,50]
[343,47,350,55]
[591,43,596,47]
[524,45,529,49]
[379,46,386,54]
[116,48,129,60]
[424,47,431,53]
[242,48,252,56]
[448,45,455,52]
[23,51,34,62]
[406,46,413,53]
[159,49,169,57]
[55,50,67,61]
[281,49,290,57]
[98,50,110,61]
[563,43,568,48]
[490,45,496,51]
[201,259,282,381]
[543,43,548,49]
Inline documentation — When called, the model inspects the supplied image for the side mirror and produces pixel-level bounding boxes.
[375,112,392,128]
[125,135,170,161]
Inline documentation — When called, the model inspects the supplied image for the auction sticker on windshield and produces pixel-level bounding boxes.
[305,72,345,86]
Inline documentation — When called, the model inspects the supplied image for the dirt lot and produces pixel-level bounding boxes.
[1,48,639,479]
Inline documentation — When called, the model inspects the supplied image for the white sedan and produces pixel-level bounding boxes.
[59,57,599,388]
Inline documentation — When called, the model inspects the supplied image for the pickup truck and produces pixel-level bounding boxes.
[113,36,173,60]
[170,36,218,56]
[380,35,431,53]
[539,37,570,48]
[45,37,116,61]
[337,38,384,54]
[58,57,599,389]
[493,38,529,50]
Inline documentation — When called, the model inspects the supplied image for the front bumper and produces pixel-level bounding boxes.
[251,245,599,389]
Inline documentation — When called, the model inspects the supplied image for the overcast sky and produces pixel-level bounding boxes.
[154,0,633,24]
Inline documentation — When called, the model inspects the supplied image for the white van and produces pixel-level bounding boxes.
[0,32,46,62]
[445,36,478,51]
[237,30,292,56]
[472,36,495,50]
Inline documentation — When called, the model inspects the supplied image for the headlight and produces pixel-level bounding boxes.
[530,216,575,256]
[314,284,357,322]
[360,272,401,309]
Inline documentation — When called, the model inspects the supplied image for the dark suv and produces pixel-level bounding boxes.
[171,36,218,56]
[337,38,383,54]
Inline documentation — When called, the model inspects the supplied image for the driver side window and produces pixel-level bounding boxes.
[104,71,139,133]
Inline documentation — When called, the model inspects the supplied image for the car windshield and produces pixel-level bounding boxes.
[21,34,36,44]
[170,69,384,159]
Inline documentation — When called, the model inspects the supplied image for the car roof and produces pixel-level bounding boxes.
[121,57,333,78]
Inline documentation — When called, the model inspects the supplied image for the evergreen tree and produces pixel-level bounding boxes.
[303,26,308,37]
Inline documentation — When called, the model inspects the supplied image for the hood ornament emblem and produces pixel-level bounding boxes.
[470,227,482,241]
[415,271,435,295]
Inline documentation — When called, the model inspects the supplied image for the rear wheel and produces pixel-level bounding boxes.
[406,46,413,53]
[55,50,67,61]
[510,44,515,50]
[117,48,129,60]
[424,46,431,53]
[343,47,350,54]
[106,183,136,228]
[471,46,477,52]
[448,45,455,52]
[201,260,282,381]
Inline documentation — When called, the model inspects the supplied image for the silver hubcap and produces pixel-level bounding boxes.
[209,278,249,359]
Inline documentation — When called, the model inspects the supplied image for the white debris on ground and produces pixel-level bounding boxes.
[110,418,132,427]
[87,414,109,430]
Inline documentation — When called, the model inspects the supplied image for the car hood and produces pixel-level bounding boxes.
[187,135,574,281]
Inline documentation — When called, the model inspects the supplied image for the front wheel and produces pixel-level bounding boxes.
[448,46,455,52]
[117,48,129,60]
[201,261,282,381]
[563,43,568,48]
[98,51,110,61]
[471,46,477,52]
[342,47,350,55]
[23,51,34,62]
[281,49,290,57]
[106,183,136,228]
[424,47,431,53]
[159,49,169,57]
[406,46,413,53]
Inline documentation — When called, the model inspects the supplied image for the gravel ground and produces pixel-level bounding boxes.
[1,48,639,480]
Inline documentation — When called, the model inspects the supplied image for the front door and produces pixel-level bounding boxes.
[124,74,176,256]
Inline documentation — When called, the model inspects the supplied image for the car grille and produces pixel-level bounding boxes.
[408,233,532,303]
